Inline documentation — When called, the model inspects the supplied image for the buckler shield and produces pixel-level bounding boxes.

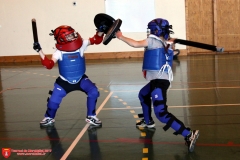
[94,13,116,34]
[2,148,11,159]
[103,19,122,45]
[94,13,122,45]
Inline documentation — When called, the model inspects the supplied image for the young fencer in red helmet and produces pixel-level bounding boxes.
[115,18,199,152]
[33,25,104,127]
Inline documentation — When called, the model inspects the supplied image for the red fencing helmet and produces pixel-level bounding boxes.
[50,25,83,51]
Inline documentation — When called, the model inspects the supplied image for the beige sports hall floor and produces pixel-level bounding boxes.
[1,54,240,160]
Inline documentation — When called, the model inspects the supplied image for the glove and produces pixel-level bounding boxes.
[33,42,42,52]
[89,32,104,45]
[97,24,108,33]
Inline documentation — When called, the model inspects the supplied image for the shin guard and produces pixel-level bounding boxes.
[80,77,99,116]
[45,83,67,118]
[138,83,152,124]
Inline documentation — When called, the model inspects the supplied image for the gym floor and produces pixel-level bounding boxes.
[1,54,240,160]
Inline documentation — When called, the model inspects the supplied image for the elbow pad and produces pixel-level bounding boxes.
[89,32,104,45]
[41,56,54,69]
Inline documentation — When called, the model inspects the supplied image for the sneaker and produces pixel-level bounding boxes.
[136,126,156,133]
[185,130,200,152]
[86,116,102,126]
[136,119,155,128]
[40,117,55,127]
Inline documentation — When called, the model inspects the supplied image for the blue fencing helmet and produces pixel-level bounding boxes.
[147,18,174,40]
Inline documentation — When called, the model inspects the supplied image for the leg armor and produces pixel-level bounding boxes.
[80,77,99,116]
[45,83,67,118]
[138,82,153,124]
[151,87,190,137]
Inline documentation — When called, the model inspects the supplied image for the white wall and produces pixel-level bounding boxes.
[155,0,186,49]
[0,0,186,57]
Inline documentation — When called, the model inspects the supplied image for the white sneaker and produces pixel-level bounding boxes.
[40,117,55,127]
[185,130,200,152]
[136,119,155,128]
[85,116,102,126]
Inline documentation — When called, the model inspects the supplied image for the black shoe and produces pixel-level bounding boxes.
[185,130,200,152]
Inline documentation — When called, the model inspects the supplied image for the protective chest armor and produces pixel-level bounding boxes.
[142,48,173,71]
[58,51,86,84]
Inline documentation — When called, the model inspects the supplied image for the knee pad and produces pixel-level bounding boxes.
[151,88,164,105]
[138,92,151,104]
[151,88,165,109]
[138,92,152,123]
[47,83,67,109]
[88,87,99,98]
[138,88,146,102]
[151,88,168,122]
[138,92,144,102]
[138,83,151,102]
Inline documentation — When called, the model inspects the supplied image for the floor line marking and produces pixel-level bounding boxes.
[101,103,240,110]
[60,91,113,160]
[0,78,32,94]
[111,86,240,92]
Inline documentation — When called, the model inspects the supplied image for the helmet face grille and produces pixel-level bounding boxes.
[50,25,83,51]
[65,32,78,41]
[53,26,76,44]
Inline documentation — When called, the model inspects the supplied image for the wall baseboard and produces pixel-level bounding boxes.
[0,50,188,63]
[2,49,239,63]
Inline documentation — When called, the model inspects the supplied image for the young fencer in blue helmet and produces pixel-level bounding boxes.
[115,18,199,152]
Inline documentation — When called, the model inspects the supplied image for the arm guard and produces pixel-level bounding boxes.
[41,56,55,69]
[89,32,104,45]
